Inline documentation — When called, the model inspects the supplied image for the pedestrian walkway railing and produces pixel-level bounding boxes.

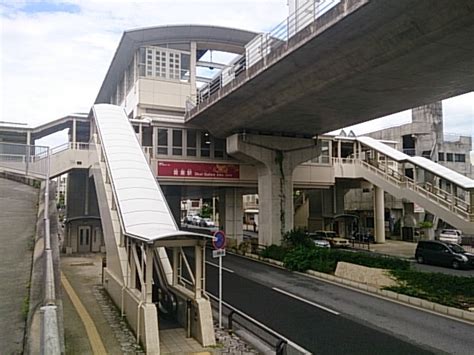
[207,293,311,355]
[0,142,49,177]
[333,157,471,222]
[191,0,340,110]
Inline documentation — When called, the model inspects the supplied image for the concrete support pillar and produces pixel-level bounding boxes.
[194,245,202,299]
[145,246,153,303]
[190,42,197,101]
[72,119,77,146]
[218,187,243,246]
[227,133,321,246]
[337,140,341,158]
[138,123,143,146]
[172,247,179,286]
[152,126,156,159]
[130,243,137,289]
[374,185,385,243]
[162,186,182,226]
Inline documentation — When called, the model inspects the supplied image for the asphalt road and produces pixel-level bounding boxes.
[203,251,474,355]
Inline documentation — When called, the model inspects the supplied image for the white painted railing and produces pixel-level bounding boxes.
[333,157,471,221]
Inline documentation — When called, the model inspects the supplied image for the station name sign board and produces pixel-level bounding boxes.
[158,161,239,179]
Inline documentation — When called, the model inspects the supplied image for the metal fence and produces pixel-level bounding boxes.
[0,142,49,177]
[195,0,340,106]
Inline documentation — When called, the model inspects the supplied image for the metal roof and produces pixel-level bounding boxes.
[93,104,210,242]
[409,156,474,189]
[356,136,474,189]
[95,25,258,104]
[357,136,408,161]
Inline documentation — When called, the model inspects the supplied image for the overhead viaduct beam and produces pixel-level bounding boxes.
[186,0,474,138]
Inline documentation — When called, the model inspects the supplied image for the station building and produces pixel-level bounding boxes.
[1,22,473,252]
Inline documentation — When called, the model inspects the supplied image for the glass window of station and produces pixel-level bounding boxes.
[155,128,228,160]
[110,45,191,105]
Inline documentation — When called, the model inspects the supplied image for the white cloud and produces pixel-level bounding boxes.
[1,0,287,131]
[1,0,473,151]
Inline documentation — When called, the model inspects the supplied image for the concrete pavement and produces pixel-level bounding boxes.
[0,178,38,354]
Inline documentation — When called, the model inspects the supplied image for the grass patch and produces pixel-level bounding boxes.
[21,295,30,320]
[386,270,474,309]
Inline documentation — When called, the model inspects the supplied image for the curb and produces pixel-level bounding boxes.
[239,252,474,324]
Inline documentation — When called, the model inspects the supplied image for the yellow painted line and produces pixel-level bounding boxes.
[61,272,107,355]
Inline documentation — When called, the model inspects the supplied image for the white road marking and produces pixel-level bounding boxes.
[206,292,312,355]
[272,287,340,315]
[205,261,234,273]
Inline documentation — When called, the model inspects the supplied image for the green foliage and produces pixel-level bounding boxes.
[282,247,409,273]
[21,295,30,320]
[329,250,410,270]
[418,221,433,229]
[282,229,313,248]
[284,246,335,273]
[387,269,474,309]
[260,245,287,261]
[200,203,212,218]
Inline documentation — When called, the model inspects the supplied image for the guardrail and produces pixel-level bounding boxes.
[207,293,310,355]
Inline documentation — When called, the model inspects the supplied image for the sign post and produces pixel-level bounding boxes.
[212,230,226,328]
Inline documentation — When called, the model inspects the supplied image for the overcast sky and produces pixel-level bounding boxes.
[1,0,473,149]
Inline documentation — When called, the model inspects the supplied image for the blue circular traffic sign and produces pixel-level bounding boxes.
[213,230,226,250]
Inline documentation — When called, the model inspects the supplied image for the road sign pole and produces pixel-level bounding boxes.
[219,254,222,328]
[212,230,226,329]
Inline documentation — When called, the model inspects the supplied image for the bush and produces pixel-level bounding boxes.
[282,229,312,248]
[260,245,287,261]
[282,247,409,273]
[330,250,410,271]
[284,246,335,273]
[387,270,474,309]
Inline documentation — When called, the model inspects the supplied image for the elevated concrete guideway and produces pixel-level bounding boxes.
[186,0,474,138]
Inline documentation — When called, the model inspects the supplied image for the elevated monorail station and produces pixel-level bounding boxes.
[1,0,474,353]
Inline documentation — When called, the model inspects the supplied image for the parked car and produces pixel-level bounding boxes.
[312,231,350,248]
[307,233,331,248]
[415,240,474,269]
[191,215,203,225]
[437,229,463,244]
[199,218,216,228]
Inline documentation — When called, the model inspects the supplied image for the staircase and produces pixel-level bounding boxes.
[334,158,474,233]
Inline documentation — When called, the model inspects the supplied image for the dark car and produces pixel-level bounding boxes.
[415,240,474,270]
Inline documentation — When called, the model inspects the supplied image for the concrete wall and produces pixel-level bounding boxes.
[139,78,191,110]
[103,269,160,353]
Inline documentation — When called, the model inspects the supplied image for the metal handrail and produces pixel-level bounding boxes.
[334,157,471,220]
[195,0,340,108]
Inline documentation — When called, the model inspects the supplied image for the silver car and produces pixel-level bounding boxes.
[438,229,462,244]
[307,234,331,248]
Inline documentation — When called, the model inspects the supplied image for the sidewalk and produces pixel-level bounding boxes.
[361,240,417,259]
[0,179,38,353]
[61,254,252,354]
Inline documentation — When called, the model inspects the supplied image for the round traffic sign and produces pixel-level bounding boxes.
[212,230,226,250]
